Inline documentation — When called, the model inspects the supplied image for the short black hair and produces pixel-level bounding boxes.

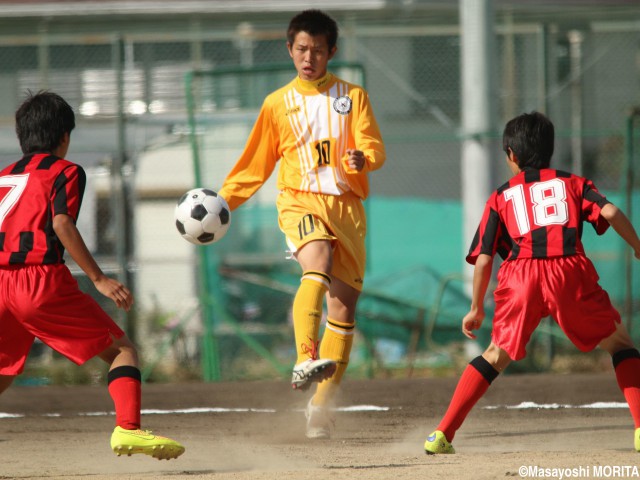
[287,9,339,51]
[502,111,554,169]
[15,90,75,154]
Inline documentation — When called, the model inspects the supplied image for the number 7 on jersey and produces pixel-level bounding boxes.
[0,174,29,229]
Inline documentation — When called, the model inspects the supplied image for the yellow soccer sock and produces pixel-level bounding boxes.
[293,271,331,365]
[313,317,355,407]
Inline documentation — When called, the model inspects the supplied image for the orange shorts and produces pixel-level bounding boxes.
[276,189,366,291]
[0,264,124,375]
[492,255,619,361]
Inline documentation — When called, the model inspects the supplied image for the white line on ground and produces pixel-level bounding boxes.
[0,404,392,419]
[483,401,628,410]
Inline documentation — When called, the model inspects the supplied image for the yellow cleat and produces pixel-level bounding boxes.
[424,430,455,455]
[110,426,185,460]
[635,428,640,452]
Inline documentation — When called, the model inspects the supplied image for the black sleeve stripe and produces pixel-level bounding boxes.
[583,183,610,208]
[468,228,480,257]
[480,209,501,255]
[76,166,86,215]
[52,172,69,215]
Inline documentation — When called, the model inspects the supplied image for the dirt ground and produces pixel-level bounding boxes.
[0,372,638,480]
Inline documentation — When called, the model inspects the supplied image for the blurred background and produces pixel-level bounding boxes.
[1,0,639,384]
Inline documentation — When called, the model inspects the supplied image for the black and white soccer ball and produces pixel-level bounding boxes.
[174,188,231,245]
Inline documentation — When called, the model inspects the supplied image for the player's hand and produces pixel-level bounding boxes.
[344,149,366,172]
[462,309,484,340]
[94,276,134,312]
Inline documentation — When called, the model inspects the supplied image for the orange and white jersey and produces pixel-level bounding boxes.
[219,73,385,210]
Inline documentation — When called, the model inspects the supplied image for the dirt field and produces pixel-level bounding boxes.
[1,372,638,480]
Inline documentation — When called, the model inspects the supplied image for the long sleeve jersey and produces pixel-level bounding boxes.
[219,72,386,210]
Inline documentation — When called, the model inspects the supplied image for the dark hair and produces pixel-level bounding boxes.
[287,9,339,51]
[15,90,75,154]
[502,111,554,169]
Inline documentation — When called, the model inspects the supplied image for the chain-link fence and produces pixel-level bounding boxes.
[0,6,639,380]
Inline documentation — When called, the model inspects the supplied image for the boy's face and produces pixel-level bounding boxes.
[287,31,336,82]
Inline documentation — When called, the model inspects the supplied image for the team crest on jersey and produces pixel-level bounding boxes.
[333,95,352,115]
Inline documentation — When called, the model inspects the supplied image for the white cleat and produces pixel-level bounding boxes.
[291,358,336,391]
[305,396,334,439]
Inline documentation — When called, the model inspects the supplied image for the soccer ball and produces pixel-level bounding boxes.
[174,188,231,245]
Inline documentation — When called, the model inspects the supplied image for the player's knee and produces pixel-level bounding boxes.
[99,335,139,365]
[298,240,333,272]
[600,323,634,355]
[112,335,137,351]
[482,343,512,372]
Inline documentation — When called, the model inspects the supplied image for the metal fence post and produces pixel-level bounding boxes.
[113,34,137,343]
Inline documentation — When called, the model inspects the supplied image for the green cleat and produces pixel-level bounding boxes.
[424,430,455,455]
[110,426,185,460]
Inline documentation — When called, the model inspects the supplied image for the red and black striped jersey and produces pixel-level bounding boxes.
[0,153,85,265]
[467,168,610,264]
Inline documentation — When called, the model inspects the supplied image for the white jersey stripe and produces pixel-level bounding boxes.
[282,80,353,195]
[286,88,314,190]
[284,90,305,172]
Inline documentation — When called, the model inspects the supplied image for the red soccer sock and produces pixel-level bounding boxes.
[107,365,142,430]
[437,356,499,442]
[613,349,640,428]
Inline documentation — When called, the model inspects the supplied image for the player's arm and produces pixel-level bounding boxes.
[600,203,640,259]
[218,101,279,211]
[52,213,133,311]
[462,253,493,340]
[348,89,385,173]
